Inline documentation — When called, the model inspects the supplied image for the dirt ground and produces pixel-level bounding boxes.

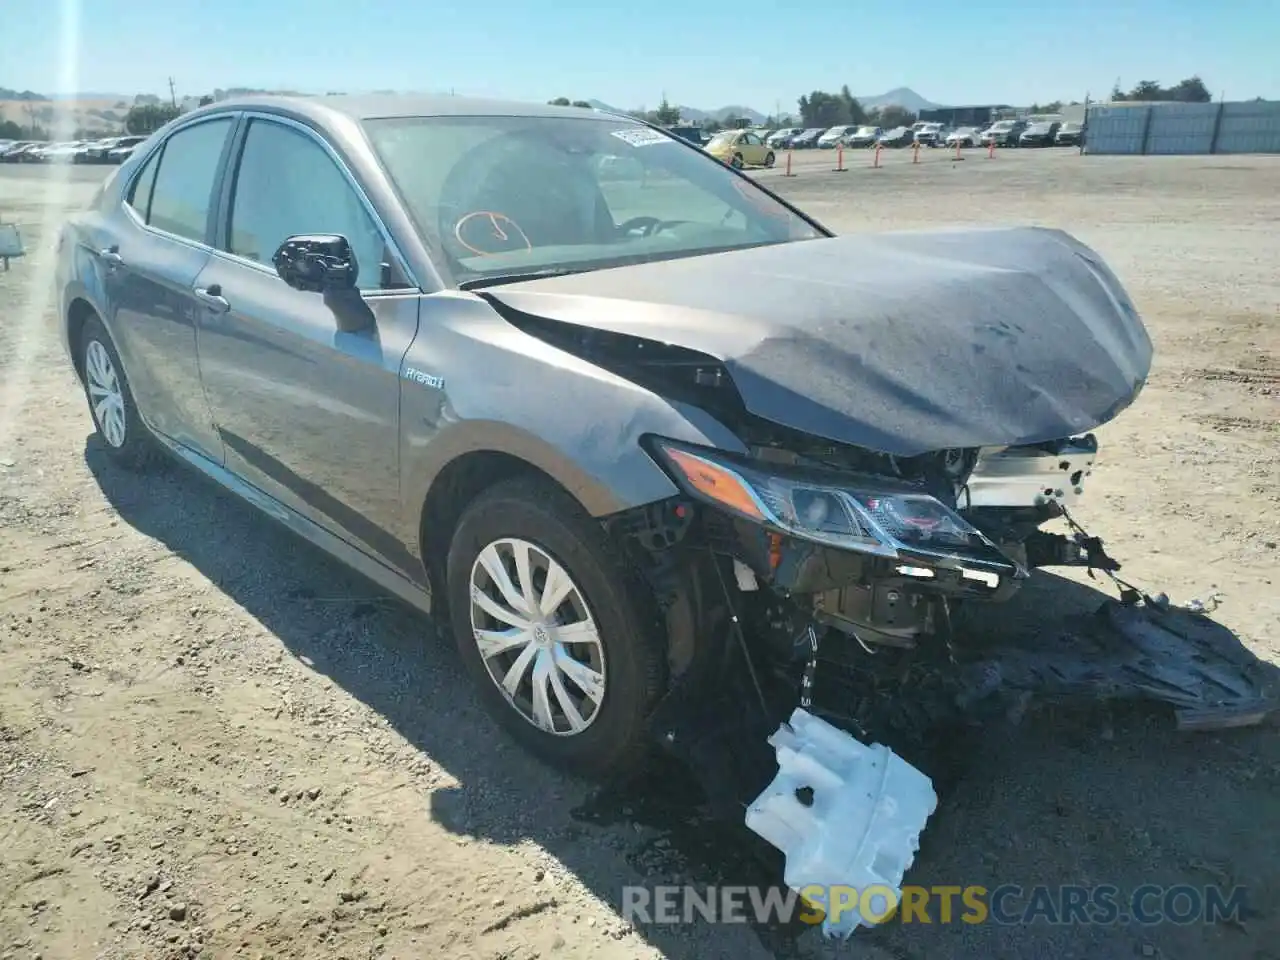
[1,150,1278,960]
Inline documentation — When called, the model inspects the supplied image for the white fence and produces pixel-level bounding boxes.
[1085,100,1280,155]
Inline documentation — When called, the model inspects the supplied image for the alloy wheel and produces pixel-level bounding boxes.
[468,537,607,736]
[85,339,127,448]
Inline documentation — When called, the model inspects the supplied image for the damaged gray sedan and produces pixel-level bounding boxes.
[57,94,1272,938]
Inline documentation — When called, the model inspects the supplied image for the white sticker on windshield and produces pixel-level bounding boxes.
[610,127,673,148]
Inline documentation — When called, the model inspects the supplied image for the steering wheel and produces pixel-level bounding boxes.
[617,215,686,239]
[454,211,533,256]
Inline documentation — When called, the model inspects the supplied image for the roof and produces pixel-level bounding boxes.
[200,93,635,124]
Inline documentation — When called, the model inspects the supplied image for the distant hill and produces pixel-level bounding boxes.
[677,104,769,125]
[587,99,768,125]
[856,87,943,113]
[590,92,942,124]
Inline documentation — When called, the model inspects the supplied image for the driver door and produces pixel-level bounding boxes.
[192,115,423,574]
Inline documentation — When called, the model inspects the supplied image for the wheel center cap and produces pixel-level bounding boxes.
[532,624,552,648]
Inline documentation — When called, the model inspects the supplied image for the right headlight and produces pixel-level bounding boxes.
[649,439,1024,578]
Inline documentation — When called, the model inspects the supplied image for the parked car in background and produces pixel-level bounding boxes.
[815,125,854,148]
[766,127,804,148]
[789,128,826,149]
[20,142,55,162]
[1018,121,1061,147]
[944,126,982,148]
[1055,121,1084,147]
[1,141,36,162]
[75,138,119,163]
[878,126,915,148]
[37,141,90,163]
[703,128,776,168]
[914,122,947,146]
[107,138,147,163]
[666,125,704,146]
[845,125,883,148]
[980,119,1028,147]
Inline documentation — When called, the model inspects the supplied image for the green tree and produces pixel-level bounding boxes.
[0,119,23,140]
[1168,76,1211,102]
[125,103,181,135]
[1128,80,1164,101]
[798,91,847,127]
[869,105,917,128]
[1114,76,1212,103]
[547,97,571,106]
[198,95,214,107]
[838,86,867,125]
[652,97,681,125]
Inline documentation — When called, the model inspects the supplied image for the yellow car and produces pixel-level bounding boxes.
[703,130,776,169]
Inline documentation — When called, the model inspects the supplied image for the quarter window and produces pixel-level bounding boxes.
[124,148,160,219]
[146,118,232,243]
[226,119,390,291]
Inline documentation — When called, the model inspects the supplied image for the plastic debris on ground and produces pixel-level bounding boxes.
[744,708,937,939]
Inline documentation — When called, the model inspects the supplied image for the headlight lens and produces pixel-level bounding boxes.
[652,439,1021,574]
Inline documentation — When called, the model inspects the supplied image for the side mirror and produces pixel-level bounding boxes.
[272,234,358,293]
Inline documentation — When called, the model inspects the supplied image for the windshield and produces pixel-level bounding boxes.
[855,126,877,136]
[1061,123,1081,132]
[365,115,823,286]
[990,121,1015,131]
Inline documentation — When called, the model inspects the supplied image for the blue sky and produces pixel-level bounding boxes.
[4,0,1274,112]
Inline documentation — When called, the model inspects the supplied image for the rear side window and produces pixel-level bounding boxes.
[146,118,233,243]
[125,148,160,218]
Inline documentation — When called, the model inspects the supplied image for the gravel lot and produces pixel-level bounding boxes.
[1,152,1278,960]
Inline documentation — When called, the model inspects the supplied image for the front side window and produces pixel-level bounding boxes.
[147,118,232,243]
[365,115,823,286]
[224,119,389,291]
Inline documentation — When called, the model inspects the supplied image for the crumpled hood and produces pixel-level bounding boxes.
[486,226,1153,456]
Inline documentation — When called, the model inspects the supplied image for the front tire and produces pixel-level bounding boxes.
[446,477,666,779]
[764,151,776,167]
[79,316,159,469]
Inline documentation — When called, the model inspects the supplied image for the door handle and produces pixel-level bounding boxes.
[193,283,230,313]
[98,245,124,267]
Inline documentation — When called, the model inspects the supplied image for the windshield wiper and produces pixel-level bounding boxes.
[457,268,588,291]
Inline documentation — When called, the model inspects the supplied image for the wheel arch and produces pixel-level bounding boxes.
[65,295,101,383]
[417,448,580,592]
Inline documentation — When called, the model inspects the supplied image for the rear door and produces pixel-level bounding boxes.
[100,116,236,460]
[192,114,422,574]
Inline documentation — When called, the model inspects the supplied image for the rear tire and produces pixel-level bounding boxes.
[764,151,775,168]
[731,153,744,169]
[78,315,160,470]
[446,477,666,779]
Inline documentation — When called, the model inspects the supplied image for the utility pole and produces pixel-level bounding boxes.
[168,77,177,108]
